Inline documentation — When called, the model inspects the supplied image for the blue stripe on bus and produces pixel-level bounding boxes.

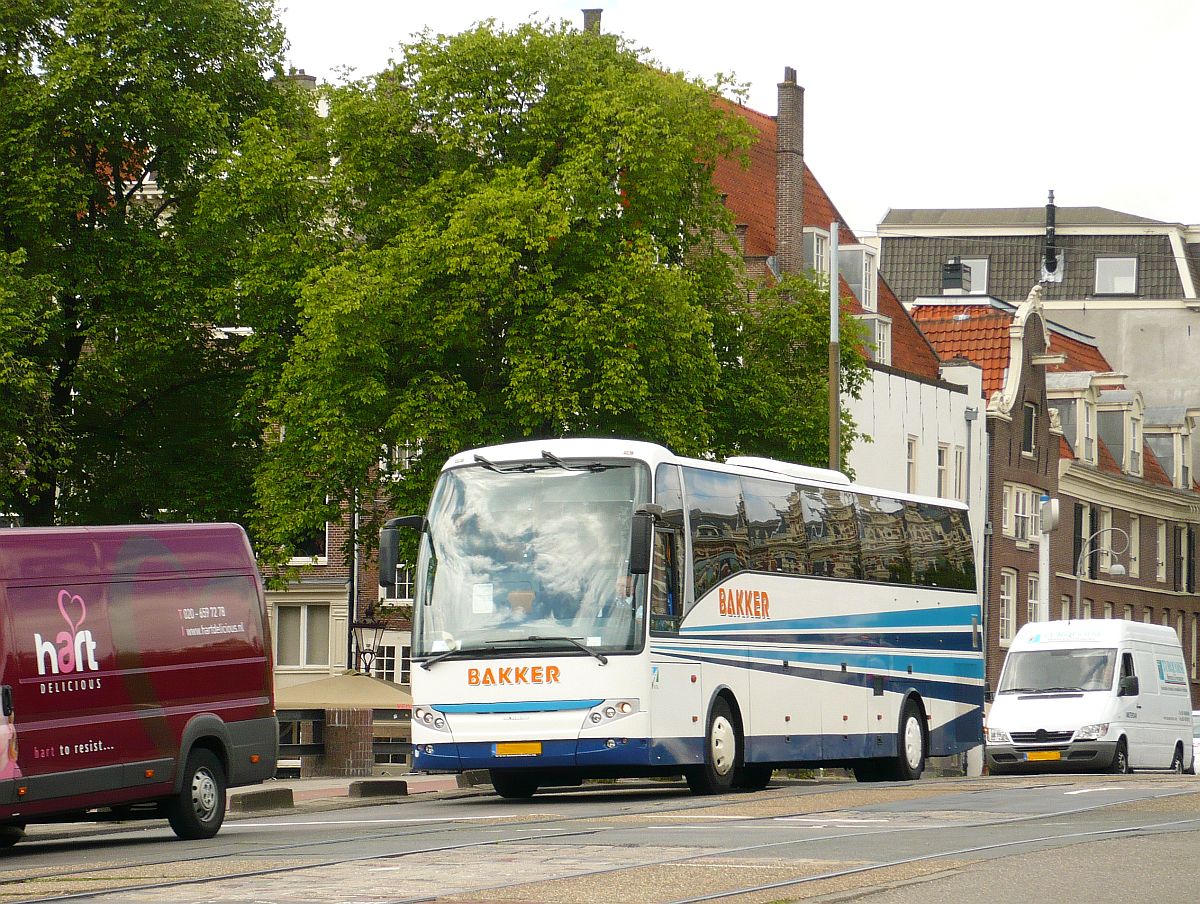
[673,631,978,652]
[432,699,603,714]
[680,604,981,633]
[658,644,985,680]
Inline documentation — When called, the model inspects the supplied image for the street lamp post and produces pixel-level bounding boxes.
[1074,527,1129,620]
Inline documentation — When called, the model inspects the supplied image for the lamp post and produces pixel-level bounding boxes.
[1074,526,1129,620]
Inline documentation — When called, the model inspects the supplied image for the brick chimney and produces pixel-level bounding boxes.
[582,9,602,33]
[775,67,804,276]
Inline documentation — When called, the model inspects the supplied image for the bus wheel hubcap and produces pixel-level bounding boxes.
[711,716,735,775]
[903,717,922,768]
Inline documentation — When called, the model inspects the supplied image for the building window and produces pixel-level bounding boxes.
[953,447,966,501]
[1004,483,1040,541]
[937,445,950,498]
[1099,508,1113,571]
[906,436,918,494]
[276,604,331,668]
[1060,595,1071,621]
[1192,615,1198,679]
[1182,433,1192,488]
[1157,520,1167,582]
[1094,256,1137,295]
[1123,604,1133,621]
[380,439,422,480]
[1000,570,1016,645]
[1082,599,1093,619]
[1103,602,1113,620]
[389,563,415,601]
[373,644,397,682]
[1129,515,1140,577]
[1082,401,1095,462]
[1022,402,1037,455]
[1177,612,1185,644]
[1128,417,1142,475]
[1027,573,1040,624]
[289,523,329,565]
[1162,609,1171,627]
[1144,607,1153,624]
[839,246,876,312]
[400,644,412,685]
[803,229,829,275]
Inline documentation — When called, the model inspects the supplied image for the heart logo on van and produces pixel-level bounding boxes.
[57,589,87,633]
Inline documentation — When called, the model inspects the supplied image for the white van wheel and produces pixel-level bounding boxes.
[1169,745,1184,774]
[1108,740,1129,775]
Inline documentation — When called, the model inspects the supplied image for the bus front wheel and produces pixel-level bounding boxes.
[686,697,741,795]
[490,770,538,799]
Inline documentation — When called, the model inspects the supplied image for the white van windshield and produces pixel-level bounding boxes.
[998,648,1116,694]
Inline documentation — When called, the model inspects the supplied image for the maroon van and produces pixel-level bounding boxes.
[0,524,277,848]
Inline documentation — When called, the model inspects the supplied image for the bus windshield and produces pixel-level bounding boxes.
[997,648,1117,694]
[412,459,650,659]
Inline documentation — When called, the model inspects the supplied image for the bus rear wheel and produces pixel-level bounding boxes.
[736,765,773,791]
[686,697,741,795]
[490,770,538,799]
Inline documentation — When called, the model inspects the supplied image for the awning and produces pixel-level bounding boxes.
[275,670,412,711]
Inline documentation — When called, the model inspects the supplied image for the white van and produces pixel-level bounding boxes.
[986,620,1195,775]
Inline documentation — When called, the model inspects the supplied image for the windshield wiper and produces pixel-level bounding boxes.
[419,646,490,670]
[1004,686,1084,694]
[488,635,608,665]
[540,450,625,472]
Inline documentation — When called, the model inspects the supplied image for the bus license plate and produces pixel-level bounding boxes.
[495,742,542,757]
[1025,750,1061,761]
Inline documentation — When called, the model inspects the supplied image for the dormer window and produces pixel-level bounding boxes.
[803,228,829,276]
[1147,430,1193,489]
[1129,416,1142,476]
[839,245,876,311]
[945,257,988,294]
[1094,256,1137,295]
[858,313,892,365]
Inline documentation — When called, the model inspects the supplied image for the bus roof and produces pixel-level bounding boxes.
[441,438,967,510]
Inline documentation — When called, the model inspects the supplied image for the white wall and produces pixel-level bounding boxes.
[845,362,987,572]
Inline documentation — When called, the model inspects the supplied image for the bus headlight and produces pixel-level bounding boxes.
[1074,723,1109,741]
[584,699,639,728]
[985,726,1010,744]
[414,706,452,733]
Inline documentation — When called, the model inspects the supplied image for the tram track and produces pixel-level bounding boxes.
[4,776,1198,903]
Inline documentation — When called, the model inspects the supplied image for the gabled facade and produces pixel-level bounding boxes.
[911,288,1200,704]
[711,71,987,563]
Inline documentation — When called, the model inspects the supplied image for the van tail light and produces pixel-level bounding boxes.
[250,754,261,764]
[144,769,155,779]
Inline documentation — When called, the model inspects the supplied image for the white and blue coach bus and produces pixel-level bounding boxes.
[380,438,983,798]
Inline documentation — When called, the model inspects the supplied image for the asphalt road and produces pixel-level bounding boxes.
[2,773,1199,903]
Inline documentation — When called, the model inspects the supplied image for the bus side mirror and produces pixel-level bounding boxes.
[1,685,12,718]
[1118,675,1139,697]
[629,505,662,575]
[379,515,426,596]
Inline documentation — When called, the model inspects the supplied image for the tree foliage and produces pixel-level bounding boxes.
[252,20,759,557]
[0,0,295,525]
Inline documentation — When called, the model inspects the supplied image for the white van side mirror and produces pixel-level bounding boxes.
[1118,675,1139,696]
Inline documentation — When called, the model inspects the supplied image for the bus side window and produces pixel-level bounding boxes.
[650,531,682,633]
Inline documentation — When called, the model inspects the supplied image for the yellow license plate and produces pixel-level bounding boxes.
[1025,750,1061,761]
[495,742,542,757]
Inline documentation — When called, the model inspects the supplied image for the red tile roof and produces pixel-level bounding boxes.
[1141,443,1173,487]
[713,98,940,381]
[910,302,1116,397]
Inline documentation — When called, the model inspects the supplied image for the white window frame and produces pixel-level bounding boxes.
[1123,604,1133,621]
[1060,595,1071,621]
[1082,400,1095,463]
[1027,573,1040,624]
[1103,602,1113,620]
[953,446,966,501]
[906,436,918,494]
[1082,599,1093,619]
[1099,508,1113,571]
[372,644,397,682]
[1128,417,1142,475]
[1000,569,1017,646]
[1192,615,1198,680]
[1129,515,1140,577]
[803,228,829,275]
[288,522,330,566]
[1094,255,1137,295]
[275,603,331,669]
[1144,607,1153,624]
[937,444,950,498]
[1022,402,1037,456]
[1157,520,1168,582]
[946,256,988,293]
[1003,483,1040,542]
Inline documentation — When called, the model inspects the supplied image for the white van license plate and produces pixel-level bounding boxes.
[1025,750,1061,762]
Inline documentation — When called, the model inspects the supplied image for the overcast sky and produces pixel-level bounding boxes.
[277,0,1199,238]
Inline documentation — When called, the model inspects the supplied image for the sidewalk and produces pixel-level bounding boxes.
[227,772,481,814]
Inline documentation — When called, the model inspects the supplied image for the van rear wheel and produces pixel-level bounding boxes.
[167,749,226,840]
[1169,745,1184,774]
[0,824,25,849]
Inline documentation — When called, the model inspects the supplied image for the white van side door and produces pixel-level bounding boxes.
[1117,651,1149,765]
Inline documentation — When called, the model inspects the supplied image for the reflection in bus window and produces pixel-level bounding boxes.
[685,469,749,600]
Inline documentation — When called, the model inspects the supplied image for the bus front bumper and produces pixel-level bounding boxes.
[412,737,653,771]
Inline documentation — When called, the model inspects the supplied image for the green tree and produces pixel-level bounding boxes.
[253,20,758,557]
[0,0,291,525]
[711,273,870,472]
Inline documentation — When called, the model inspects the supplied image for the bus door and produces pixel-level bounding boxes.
[648,528,702,765]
